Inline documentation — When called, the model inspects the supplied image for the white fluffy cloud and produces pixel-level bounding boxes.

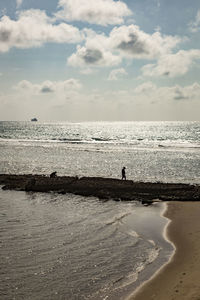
[109,25,181,59]
[134,81,200,102]
[163,83,200,101]
[56,0,132,26]
[68,45,121,68]
[142,49,200,77]
[15,78,82,94]
[0,9,83,52]
[108,68,127,80]
[68,25,181,69]
[68,29,121,67]
[189,10,200,32]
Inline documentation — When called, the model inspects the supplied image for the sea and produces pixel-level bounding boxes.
[0,121,199,300]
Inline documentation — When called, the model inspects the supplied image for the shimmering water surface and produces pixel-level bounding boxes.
[0,121,199,183]
[0,121,199,299]
[0,190,171,300]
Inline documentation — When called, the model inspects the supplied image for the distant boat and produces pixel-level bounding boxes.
[31,118,38,122]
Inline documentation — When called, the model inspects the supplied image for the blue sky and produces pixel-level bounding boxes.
[0,0,200,121]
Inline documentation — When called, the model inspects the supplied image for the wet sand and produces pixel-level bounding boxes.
[129,201,200,300]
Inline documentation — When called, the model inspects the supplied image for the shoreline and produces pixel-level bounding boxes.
[128,201,200,300]
[117,202,174,300]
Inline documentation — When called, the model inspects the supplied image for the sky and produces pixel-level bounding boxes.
[0,0,200,121]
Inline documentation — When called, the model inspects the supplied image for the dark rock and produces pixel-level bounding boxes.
[0,174,199,203]
[2,185,8,190]
[57,190,66,195]
[50,172,57,178]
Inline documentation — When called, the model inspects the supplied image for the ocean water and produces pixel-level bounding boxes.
[0,121,199,299]
[0,121,199,183]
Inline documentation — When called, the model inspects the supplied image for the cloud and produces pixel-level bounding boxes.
[189,10,200,32]
[108,68,127,80]
[169,84,200,101]
[109,25,181,59]
[0,9,83,52]
[142,49,200,77]
[68,25,181,69]
[134,81,156,94]
[133,81,200,103]
[3,80,200,121]
[16,0,23,9]
[55,0,132,26]
[40,85,55,94]
[81,48,103,64]
[15,79,82,94]
[173,88,189,101]
[68,45,121,68]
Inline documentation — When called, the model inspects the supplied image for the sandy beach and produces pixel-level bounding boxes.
[129,201,200,300]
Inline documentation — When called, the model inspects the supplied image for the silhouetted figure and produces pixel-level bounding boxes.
[50,171,57,178]
[122,167,126,180]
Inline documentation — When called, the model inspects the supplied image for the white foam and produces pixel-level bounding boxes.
[126,202,176,300]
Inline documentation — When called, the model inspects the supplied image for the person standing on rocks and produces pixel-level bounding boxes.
[122,167,126,180]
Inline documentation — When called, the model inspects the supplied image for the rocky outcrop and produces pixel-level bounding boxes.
[0,174,199,203]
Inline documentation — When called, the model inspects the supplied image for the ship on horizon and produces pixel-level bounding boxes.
[31,118,38,122]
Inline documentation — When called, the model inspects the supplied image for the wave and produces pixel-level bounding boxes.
[158,142,200,149]
[58,138,82,143]
[112,246,161,291]
[0,136,199,150]
[105,212,131,226]
[92,137,111,142]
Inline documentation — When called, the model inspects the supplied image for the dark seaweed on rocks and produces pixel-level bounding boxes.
[0,174,199,203]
